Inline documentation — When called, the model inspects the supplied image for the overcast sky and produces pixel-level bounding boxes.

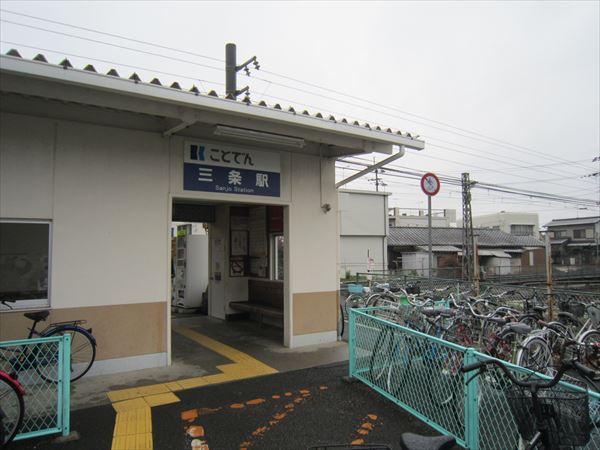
[1,1,598,226]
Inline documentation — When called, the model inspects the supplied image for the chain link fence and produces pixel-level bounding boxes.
[0,334,70,441]
[349,307,600,449]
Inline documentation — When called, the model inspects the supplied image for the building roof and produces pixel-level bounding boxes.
[544,216,600,228]
[388,227,545,248]
[0,50,424,154]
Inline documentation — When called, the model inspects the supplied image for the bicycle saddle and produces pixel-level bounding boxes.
[557,311,579,324]
[24,310,49,322]
[400,432,456,450]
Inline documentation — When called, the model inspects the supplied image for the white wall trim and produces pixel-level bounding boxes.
[85,352,168,377]
[289,331,337,348]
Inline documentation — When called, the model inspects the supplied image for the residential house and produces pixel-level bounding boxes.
[388,226,545,277]
[544,216,600,266]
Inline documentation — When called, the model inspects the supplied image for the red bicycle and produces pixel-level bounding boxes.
[0,370,25,447]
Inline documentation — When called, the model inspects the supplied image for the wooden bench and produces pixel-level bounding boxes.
[229,279,283,325]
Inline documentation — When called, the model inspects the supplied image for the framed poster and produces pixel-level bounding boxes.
[230,230,248,256]
[230,258,246,277]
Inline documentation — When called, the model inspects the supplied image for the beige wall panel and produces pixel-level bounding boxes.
[51,122,169,309]
[0,113,55,219]
[292,291,337,336]
[0,302,166,360]
[289,154,338,294]
[339,191,387,236]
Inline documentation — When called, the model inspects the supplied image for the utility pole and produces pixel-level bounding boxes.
[461,173,476,284]
[369,168,386,192]
[225,43,260,100]
[545,232,555,320]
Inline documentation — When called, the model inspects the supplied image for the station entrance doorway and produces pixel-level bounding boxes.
[169,200,287,362]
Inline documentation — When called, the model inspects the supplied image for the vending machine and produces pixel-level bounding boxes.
[172,224,209,313]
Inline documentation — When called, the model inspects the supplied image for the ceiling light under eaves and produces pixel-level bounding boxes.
[213,125,305,148]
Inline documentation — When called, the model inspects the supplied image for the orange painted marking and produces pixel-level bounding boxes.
[187,425,205,437]
[237,396,306,449]
[293,397,303,404]
[181,409,198,422]
[351,439,365,445]
[251,426,268,436]
[357,429,369,435]
[299,389,310,394]
[367,414,378,420]
[361,422,374,430]
[284,392,292,397]
[246,398,266,405]
[272,395,280,399]
[230,403,246,409]
[319,385,328,390]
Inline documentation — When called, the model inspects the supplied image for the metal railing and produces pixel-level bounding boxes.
[349,274,599,305]
[348,307,600,449]
[0,334,71,441]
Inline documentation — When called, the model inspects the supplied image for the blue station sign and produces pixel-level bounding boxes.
[184,142,281,197]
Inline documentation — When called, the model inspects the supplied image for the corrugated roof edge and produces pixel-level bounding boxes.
[1,50,424,149]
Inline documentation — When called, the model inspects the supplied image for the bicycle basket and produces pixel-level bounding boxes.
[505,380,592,447]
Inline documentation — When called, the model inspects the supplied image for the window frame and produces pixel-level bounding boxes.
[269,233,284,281]
[0,219,52,311]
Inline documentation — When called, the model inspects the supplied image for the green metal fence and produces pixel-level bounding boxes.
[0,334,71,441]
[349,307,600,449]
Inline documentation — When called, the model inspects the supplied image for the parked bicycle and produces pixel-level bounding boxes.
[0,300,97,382]
[0,370,25,447]
[461,355,599,450]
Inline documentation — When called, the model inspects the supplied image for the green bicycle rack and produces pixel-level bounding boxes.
[0,334,71,442]
[349,307,600,450]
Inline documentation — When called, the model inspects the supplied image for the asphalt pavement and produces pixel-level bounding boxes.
[10,362,452,450]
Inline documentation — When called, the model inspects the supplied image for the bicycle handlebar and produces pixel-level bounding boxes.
[461,356,599,389]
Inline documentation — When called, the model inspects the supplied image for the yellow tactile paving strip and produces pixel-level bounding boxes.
[109,326,278,450]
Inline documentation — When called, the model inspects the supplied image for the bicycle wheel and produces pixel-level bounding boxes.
[368,328,395,387]
[386,334,412,396]
[516,336,551,374]
[0,375,24,446]
[40,326,96,382]
[579,330,600,371]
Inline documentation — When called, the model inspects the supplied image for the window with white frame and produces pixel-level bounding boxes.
[0,221,51,309]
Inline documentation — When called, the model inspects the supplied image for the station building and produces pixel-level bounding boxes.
[0,51,424,374]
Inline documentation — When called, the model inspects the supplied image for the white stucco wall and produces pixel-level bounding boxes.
[1,110,342,353]
[340,236,386,275]
[1,112,170,309]
[339,190,388,236]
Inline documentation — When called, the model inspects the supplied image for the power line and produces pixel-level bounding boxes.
[0,19,224,72]
[1,9,595,175]
[0,40,224,91]
[338,158,598,207]
[252,90,594,185]
[2,11,597,190]
[0,9,225,63]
